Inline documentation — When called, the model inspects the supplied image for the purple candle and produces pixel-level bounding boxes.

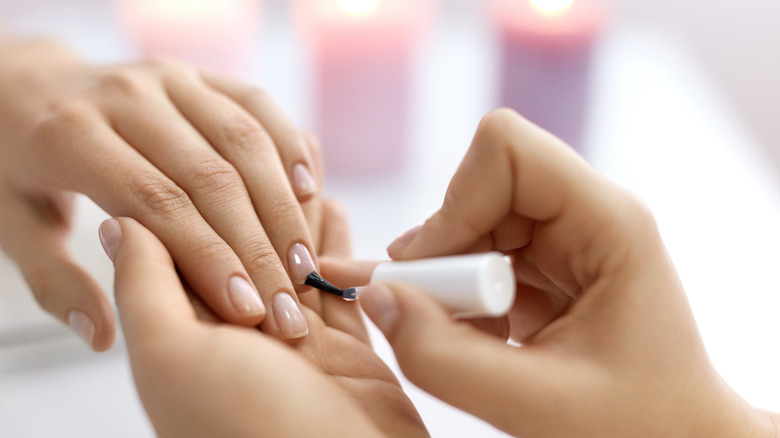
[294,0,433,176]
[493,0,605,153]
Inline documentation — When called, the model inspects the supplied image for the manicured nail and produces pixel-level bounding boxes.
[358,284,399,334]
[228,276,265,317]
[273,292,308,338]
[68,309,95,349]
[292,163,317,198]
[387,225,422,256]
[288,243,316,285]
[98,218,122,262]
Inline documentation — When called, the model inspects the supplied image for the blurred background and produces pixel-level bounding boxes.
[1,0,779,436]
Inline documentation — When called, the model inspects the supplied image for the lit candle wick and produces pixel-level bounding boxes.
[337,0,380,16]
[529,0,574,16]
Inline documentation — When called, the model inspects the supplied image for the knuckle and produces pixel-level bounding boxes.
[242,241,282,275]
[189,235,233,263]
[146,56,198,79]
[187,157,243,197]
[99,70,145,97]
[240,86,270,107]
[34,101,94,145]
[134,179,192,218]
[477,108,521,137]
[219,116,269,154]
[264,193,303,225]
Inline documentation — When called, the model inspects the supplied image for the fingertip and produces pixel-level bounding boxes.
[386,225,422,260]
[359,284,400,335]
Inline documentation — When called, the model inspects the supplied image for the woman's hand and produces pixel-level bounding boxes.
[108,199,427,438]
[355,109,779,437]
[0,36,320,349]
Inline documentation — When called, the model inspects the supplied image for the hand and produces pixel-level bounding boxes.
[0,36,320,349]
[108,201,428,438]
[354,109,778,437]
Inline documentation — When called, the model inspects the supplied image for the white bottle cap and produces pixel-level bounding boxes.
[370,252,516,318]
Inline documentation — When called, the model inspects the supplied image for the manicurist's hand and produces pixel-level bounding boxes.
[0,35,321,349]
[108,201,427,438]
[357,109,779,437]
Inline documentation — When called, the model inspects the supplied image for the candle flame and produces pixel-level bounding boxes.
[336,0,380,16]
[529,0,574,16]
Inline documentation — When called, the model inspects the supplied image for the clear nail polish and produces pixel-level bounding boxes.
[288,243,316,284]
[98,218,122,262]
[292,163,316,198]
[228,276,265,317]
[68,309,95,349]
[273,292,308,338]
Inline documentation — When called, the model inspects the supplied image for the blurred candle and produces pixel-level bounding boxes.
[115,0,261,74]
[492,0,605,153]
[294,0,434,176]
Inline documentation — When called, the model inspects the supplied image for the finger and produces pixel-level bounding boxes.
[388,108,598,260]
[106,79,310,338]
[463,317,510,340]
[165,70,319,275]
[360,281,581,437]
[296,133,325,313]
[0,189,115,351]
[203,73,319,203]
[31,106,267,328]
[300,131,324,249]
[111,218,197,345]
[316,200,369,343]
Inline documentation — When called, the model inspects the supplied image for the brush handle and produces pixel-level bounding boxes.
[370,252,516,317]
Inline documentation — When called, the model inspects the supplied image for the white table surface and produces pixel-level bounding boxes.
[2,2,780,437]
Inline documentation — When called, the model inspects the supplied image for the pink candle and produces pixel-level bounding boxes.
[115,0,261,74]
[492,0,605,153]
[294,0,434,176]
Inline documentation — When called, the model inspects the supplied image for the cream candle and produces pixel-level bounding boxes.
[492,0,605,153]
[293,0,434,176]
[115,0,261,74]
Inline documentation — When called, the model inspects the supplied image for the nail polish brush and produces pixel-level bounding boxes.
[307,252,516,318]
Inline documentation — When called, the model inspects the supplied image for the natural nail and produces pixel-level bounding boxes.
[98,218,122,262]
[292,163,317,198]
[358,284,399,334]
[288,243,316,285]
[273,292,308,338]
[387,225,422,256]
[68,309,95,349]
[228,276,265,317]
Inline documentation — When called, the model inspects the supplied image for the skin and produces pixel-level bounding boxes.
[109,206,428,438]
[87,108,780,433]
[0,35,322,348]
[356,109,780,437]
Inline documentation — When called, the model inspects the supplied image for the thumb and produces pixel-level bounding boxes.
[360,282,570,436]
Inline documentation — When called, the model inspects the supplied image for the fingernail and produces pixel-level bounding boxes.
[292,163,317,198]
[358,284,399,334]
[98,218,122,262]
[273,292,308,338]
[68,309,95,349]
[228,276,265,317]
[288,243,316,285]
[387,225,422,256]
